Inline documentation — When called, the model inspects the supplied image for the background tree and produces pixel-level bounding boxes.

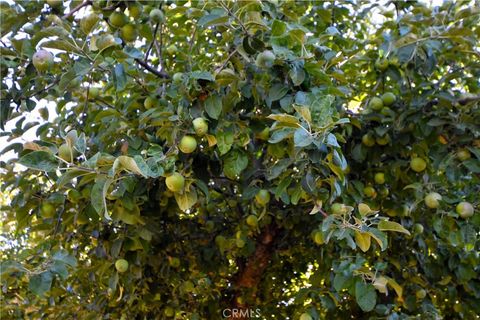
[1,1,479,319]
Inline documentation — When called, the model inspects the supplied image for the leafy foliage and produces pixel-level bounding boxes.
[1,1,479,319]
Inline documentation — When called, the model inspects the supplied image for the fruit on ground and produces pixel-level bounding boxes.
[456,201,474,219]
[192,118,208,136]
[165,173,185,192]
[363,186,376,198]
[362,133,376,147]
[369,97,384,110]
[172,72,183,84]
[457,148,471,161]
[424,192,442,209]
[410,157,427,172]
[255,189,270,206]
[58,143,75,162]
[121,24,138,42]
[313,230,324,245]
[381,92,396,106]
[115,259,129,273]
[109,11,127,28]
[255,50,276,68]
[246,215,258,227]
[179,135,197,153]
[40,202,55,218]
[300,313,313,320]
[32,50,54,72]
[374,172,385,184]
[149,9,165,23]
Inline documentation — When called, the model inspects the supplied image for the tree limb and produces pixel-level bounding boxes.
[62,0,92,19]
[135,59,169,79]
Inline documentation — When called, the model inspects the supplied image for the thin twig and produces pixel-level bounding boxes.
[62,0,92,19]
[145,22,160,61]
[215,48,238,74]
[218,1,250,36]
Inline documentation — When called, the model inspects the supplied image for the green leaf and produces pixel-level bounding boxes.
[216,130,234,155]
[204,95,222,120]
[223,150,248,180]
[29,271,53,297]
[52,249,77,267]
[91,176,114,220]
[355,281,377,312]
[113,64,127,91]
[268,84,289,102]
[17,151,58,171]
[293,128,313,147]
[378,220,411,235]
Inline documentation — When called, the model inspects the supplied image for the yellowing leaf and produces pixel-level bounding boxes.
[267,114,300,127]
[385,276,403,300]
[174,187,198,212]
[373,276,388,294]
[206,134,217,147]
[355,231,371,252]
[378,220,411,235]
[358,203,372,217]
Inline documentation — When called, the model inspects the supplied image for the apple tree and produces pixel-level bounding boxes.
[1,1,479,319]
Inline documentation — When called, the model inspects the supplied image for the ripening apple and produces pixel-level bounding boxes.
[363,186,376,198]
[115,259,129,273]
[246,215,258,227]
[109,11,128,28]
[121,24,138,42]
[165,172,185,192]
[456,201,474,219]
[192,117,208,136]
[179,135,197,153]
[368,97,383,111]
[255,50,276,68]
[40,202,56,218]
[32,49,54,72]
[149,8,165,23]
[410,157,427,172]
[416,289,427,300]
[424,192,442,209]
[255,189,270,206]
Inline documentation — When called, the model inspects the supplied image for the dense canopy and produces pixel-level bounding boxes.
[1,1,479,319]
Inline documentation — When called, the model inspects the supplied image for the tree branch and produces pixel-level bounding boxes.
[145,22,160,61]
[62,0,92,19]
[135,59,169,79]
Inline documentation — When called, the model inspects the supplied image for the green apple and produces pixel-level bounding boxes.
[32,49,54,72]
[374,172,385,184]
[128,3,142,18]
[40,202,56,218]
[192,117,208,136]
[179,135,197,153]
[144,96,157,109]
[149,9,165,23]
[115,259,129,273]
[121,24,138,42]
[165,173,185,192]
[299,313,313,320]
[381,92,396,106]
[313,230,324,245]
[362,133,376,147]
[172,72,184,84]
[166,44,178,55]
[255,189,270,206]
[246,215,258,227]
[424,192,442,209]
[363,186,376,198]
[416,289,426,299]
[255,50,276,68]
[413,223,424,234]
[164,306,175,317]
[376,134,390,146]
[456,201,474,219]
[331,203,346,215]
[410,157,427,172]
[67,189,82,203]
[457,149,471,161]
[109,11,128,28]
[369,97,383,110]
